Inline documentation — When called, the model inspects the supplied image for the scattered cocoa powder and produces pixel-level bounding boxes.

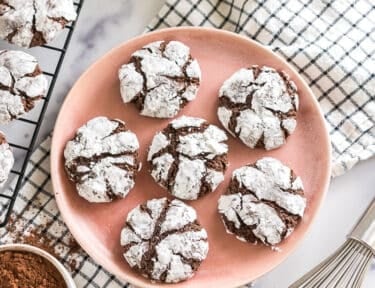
[5,216,60,260]
[67,237,81,255]
[0,250,67,288]
[3,215,83,273]
[68,259,77,272]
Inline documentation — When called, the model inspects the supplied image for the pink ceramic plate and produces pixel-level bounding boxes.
[51,27,331,288]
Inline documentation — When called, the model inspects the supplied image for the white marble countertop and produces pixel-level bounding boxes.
[0,1,374,287]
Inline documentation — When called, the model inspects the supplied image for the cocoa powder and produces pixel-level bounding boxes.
[4,215,83,272]
[0,250,67,288]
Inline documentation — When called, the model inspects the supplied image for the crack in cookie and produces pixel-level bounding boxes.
[0,50,48,124]
[121,198,208,283]
[64,116,140,203]
[147,116,228,200]
[118,40,201,118]
[217,65,299,150]
[0,0,77,48]
[218,157,306,248]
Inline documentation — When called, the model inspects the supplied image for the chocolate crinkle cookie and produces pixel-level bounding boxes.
[0,50,48,124]
[64,116,140,203]
[0,132,14,187]
[217,65,299,150]
[0,0,77,48]
[218,157,306,248]
[147,116,228,200]
[121,197,209,283]
[118,40,201,118]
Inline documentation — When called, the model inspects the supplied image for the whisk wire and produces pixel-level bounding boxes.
[290,200,374,288]
[352,250,373,288]
[330,240,362,287]
[289,239,374,288]
[344,245,365,287]
[301,241,353,287]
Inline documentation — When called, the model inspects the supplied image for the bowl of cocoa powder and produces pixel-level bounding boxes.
[0,244,76,288]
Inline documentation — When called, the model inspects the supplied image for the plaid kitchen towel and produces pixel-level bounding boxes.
[1,1,374,288]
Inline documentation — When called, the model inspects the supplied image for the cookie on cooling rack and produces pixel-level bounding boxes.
[218,157,306,247]
[121,197,209,283]
[64,116,140,203]
[147,116,228,200]
[118,40,201,118]
[0,132,14,187]
[0,0,77,48]
[0,50,48,124]
[217,65,299,150]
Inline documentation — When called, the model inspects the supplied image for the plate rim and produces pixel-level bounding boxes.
[51,26,332,288]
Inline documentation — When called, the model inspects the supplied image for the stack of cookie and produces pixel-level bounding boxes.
[0,0,77,188]
[63,40,307,284]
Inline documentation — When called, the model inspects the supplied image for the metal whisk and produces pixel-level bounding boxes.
[290,199,375,288]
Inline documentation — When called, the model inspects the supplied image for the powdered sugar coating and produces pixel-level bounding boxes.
[119,40,201,118]
[219,194,286,245]
[171,116,204,129]
[0,50,48,124]
[0,133,14,187]
[148,116,228,200]
[218,66,299,150]
[0,0,77,48]
[218,157,306,247]
[64,116,140,203]
[121,198,208,283]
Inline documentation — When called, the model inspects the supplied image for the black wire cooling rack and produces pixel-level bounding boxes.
[0,0,84,227]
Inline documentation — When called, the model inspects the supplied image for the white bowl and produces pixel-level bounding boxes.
[0,243,76,288]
